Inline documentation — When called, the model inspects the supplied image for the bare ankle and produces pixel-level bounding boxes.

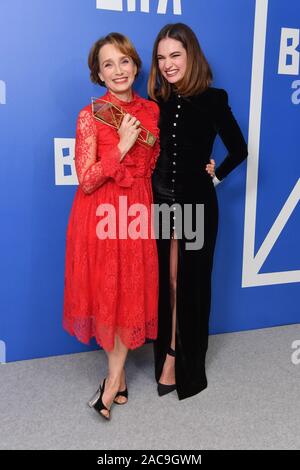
[106,375,121,389]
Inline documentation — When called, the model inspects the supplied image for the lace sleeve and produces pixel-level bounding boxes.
[149,102,160,173]
[75,109,126,195]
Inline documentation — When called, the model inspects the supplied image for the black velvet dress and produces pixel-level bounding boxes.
[152,87,248,400]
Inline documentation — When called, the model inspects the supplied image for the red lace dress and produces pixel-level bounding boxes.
[63,91,160,351]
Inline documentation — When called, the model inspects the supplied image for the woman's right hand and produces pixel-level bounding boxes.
[206,158,216,177]
[117,114,141,161]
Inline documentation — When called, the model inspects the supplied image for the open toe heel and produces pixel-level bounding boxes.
[88,378,113,420]
[113,385,128,405]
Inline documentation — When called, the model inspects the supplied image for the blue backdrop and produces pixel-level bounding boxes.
[0,0,299,363]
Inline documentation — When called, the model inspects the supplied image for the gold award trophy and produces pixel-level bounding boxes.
[91,97,156,148]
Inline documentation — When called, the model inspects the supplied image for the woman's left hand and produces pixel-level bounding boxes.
[206,158,215,178]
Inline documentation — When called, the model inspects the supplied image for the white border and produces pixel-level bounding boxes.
[242,0,300,287]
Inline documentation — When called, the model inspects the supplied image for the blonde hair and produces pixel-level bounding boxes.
[88,32,142,87]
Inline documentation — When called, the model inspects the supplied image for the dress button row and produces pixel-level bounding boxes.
[171,87,179,224]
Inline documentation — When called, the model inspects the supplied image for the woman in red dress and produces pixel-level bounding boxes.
[63,33,160,420]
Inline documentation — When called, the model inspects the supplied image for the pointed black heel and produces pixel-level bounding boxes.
[157,347,176,397]
[157,382,176,396]
[88,378,113,420]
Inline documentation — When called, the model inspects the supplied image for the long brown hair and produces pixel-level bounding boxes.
[148,23,213,101]
[88,32,142,87]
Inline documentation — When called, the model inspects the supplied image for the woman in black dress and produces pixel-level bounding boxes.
[148,23,248,400]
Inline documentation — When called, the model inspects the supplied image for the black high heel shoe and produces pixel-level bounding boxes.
[113,370,128,405]
[88,378,114,420]
[113,385,128,405]
[157,347,176,397]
